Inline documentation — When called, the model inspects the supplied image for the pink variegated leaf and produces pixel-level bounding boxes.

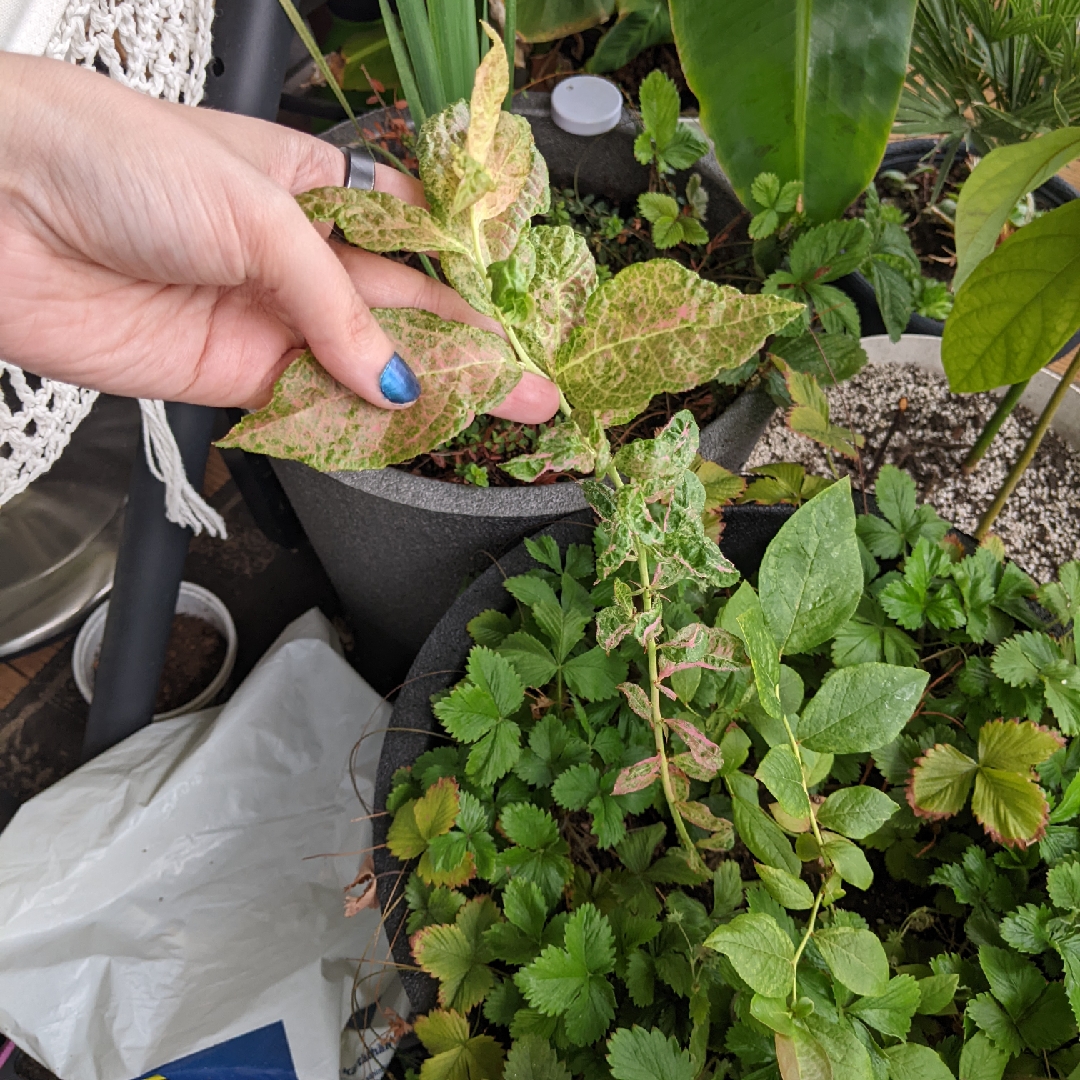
[677,800,731,832]
[666,717,723,777]
[596,605,635,653]
[671,751,715,782]
[613,755,662,795]
[634,608,665,648]
[696,822,735,851]
[619,682,653,721]
[667,763,691,802]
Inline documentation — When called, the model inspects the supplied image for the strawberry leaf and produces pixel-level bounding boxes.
[515,904,617,1046]
[414,1009,506,1080]
[606,1026,695,1080]
[412,895,500,1013]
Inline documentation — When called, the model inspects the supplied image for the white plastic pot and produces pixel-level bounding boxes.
[73,581,238,720]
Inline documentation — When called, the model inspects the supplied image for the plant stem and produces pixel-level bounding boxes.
[790,887,824,1005]
[781,712,824,850]
[963,379,1029,474]
[609,466,708,876]
[976,350,1080,538]
[504,325,573,416]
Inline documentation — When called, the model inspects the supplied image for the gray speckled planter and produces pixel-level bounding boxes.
[274,99,762,694]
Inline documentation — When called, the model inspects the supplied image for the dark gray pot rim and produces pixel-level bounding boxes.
[843,137,1080,342]
[316,100,748,518]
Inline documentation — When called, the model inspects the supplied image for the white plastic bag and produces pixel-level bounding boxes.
[0,610,407,1080]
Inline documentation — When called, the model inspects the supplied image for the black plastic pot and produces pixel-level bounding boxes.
[371,503,796,1015]
[836,138,1080,343]
[273,98,759,694]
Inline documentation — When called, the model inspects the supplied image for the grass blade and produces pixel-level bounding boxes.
[397,0,447,114]
[432,0,480,103]
[378,0,427,126]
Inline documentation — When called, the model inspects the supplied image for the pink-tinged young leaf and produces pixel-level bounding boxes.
[613,755,662,795]
[666,718,723,777]
[555,261,803,423]
[671,751,716,782]
[417,103,475,230]
[634,608,665,648]
[482,138,549,263]
[474,112,537,226]
[466,24,507,177]
[619,681,652,721]
[657,622,741,682]
[906,744,978,821]
[596,606,635,653]
[295,188,468,255]
[518,226,597,367]
[972,768,1051,849]
[218,309,521,472]
[667,764,691,802]
[501,412,602,481]
[978,719,1064,770]
[678,799,731,833]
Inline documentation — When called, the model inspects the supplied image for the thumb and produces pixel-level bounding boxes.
[247,186,420,409]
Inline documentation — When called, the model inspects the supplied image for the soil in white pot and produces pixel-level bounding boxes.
[747,363,1080,582]
[93,613,226,714]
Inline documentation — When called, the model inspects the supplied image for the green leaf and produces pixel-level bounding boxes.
[757,745,811,818]
[943,201,1080,394]
[958,1031,1009,1080]
[504,1035,571,1080]
[497,804,573,906]
[732,788,802,876]
[1000,905,1054,955]
[515,904,616,1046]
[814,926,889,996]
[553,763,601,811]
[564,647,627,701]
[954,128,1080,290]
[789,219,873,283]
[755,863,815,910]
[469,610,515,648]
[413,896,500,1012]
[817,787,899,839]
[516,0,615,42]
[670,0,918,222]
[883,1043,954,1080]
[414,1009,506,1080]
[406,875,467,936]
[703,912,795,997]
[972,767,1051,849]
[917,973,960,1015]
[783,366,864,459]
[758,478,863,655]
[555,260,801,424]
[606,1026,695,1080]
[1048,861,1080,910]
[738,593,785,721]
[499,632,559,688]
[588,1,676,78]
[770,331,868,387]
[849,974,921,1038]
[798,664,929,755]
[219,311,521,471]
[821,834,874,890]
[979,944,1044,1022]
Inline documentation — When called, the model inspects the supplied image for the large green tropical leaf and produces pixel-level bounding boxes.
[954,128,1080,290]
[670,0,918,222]
[517,0,615,41]
[942,200,1080,393]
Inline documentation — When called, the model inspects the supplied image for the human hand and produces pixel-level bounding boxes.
[0,52,559,421]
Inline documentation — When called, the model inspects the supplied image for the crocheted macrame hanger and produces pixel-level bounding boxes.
[0,0,226,539]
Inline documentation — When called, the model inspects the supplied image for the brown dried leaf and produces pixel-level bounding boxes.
[218,308,520,471]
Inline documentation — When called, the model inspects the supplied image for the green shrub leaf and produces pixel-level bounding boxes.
[606,1025,696,1080]
[817,786,899,839]
[814,925,889,996]
[848,974,921,1037]
[704,912,795,997]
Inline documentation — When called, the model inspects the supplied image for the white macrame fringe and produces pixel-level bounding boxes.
[139,399,227,538]
[0,0,226,539]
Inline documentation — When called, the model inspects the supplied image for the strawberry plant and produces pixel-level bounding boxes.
[218,32,801,480]
[377,408,1080,1079]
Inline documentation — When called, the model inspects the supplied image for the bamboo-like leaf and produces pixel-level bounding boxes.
[397,0,447,115]
[555,261,801,423]
[218,309,520,471]
[670,0,917,222]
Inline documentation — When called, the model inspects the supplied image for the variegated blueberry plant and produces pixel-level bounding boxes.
[218,30,801,481]
[378,410,1080,1080]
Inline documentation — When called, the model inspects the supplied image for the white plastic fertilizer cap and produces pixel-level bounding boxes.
[551,75,623,136]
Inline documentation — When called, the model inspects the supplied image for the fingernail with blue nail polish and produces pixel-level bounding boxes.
[379,352,421,405]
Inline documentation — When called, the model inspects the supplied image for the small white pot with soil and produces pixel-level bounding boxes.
[749,334,1080,582]
[74,581,237,720]
[270,98,766,693]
